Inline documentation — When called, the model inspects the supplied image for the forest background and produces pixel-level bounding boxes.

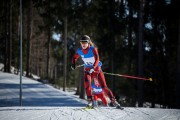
[0,0,180,109]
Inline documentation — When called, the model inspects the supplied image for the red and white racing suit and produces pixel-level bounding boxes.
[72,45,115,101]
[92,77,108,106]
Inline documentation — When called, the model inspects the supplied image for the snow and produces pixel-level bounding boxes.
[0,71,180,120]
[0,71,86,107]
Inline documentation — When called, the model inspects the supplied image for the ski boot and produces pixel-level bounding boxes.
[86,99,94,109]
[93,100,98,107]
[110,98,123,110]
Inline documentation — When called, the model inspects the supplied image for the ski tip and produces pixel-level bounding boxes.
[82,106,94,110]
[149,78,153,81]
[116,106,124,110]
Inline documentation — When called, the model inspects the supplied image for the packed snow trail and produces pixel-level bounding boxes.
[0,71,86,107]
[0,71,180,120]
[0,107,180,120]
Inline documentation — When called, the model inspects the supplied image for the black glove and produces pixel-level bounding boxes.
[71,64,76,70]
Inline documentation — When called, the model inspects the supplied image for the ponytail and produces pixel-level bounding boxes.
[89,40,94,46]
[89,39,97,48]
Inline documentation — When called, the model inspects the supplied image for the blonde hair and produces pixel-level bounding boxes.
[89,40,94,46]
[89,39,98,48]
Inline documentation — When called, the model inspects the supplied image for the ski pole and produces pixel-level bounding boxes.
[103,72,152,81]
[76,64,84,68]
[74,64,152,81]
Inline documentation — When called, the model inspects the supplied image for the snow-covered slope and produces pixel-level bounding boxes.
[0,71,180,120]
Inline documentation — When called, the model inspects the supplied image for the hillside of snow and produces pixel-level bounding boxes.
[0,71,180,120]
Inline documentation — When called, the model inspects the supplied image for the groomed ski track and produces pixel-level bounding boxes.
[1,107,180,120]
[0,71,180,120]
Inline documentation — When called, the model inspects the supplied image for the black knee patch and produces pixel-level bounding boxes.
[87,96,92,100]
[85,78,89,82]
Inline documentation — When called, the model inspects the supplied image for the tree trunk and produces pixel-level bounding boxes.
[79,66,85,99]
[74,35,80,95]
[75,78,80,95]
[137,0,144,107]
[4,0,11,73]
[26,0,32,77]
[63,0,67,91]
[4,32,7,72]
[46,1,51,79]
[107,0,115,94]
[128,2,136,107]
[176,11,180,109]
[127,1,133,74]
[46,26,50,79]
[4,0,8,72]
[7,0,12,73]
[111,42,115,93]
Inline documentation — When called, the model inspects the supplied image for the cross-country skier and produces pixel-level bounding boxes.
[71,35,121,108]
[91,77,108,107]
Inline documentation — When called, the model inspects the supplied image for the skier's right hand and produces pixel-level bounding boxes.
[71,64,76,70]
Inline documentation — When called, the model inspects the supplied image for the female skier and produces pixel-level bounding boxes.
[71,35,121,108]
[91,77,108,107]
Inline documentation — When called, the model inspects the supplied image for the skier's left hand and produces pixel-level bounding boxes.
[71,64,76,70]
[89,68,94,74]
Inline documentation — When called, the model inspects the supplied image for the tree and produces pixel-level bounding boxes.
[26,0,32,77]
[3,0,12,73]
[63,0,68,91]
[137,0,144,107]
[176,2,180,109]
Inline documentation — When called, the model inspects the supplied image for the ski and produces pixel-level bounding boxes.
[82,106,94,110]
[82,106,124,110]
[116,105,124,110]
